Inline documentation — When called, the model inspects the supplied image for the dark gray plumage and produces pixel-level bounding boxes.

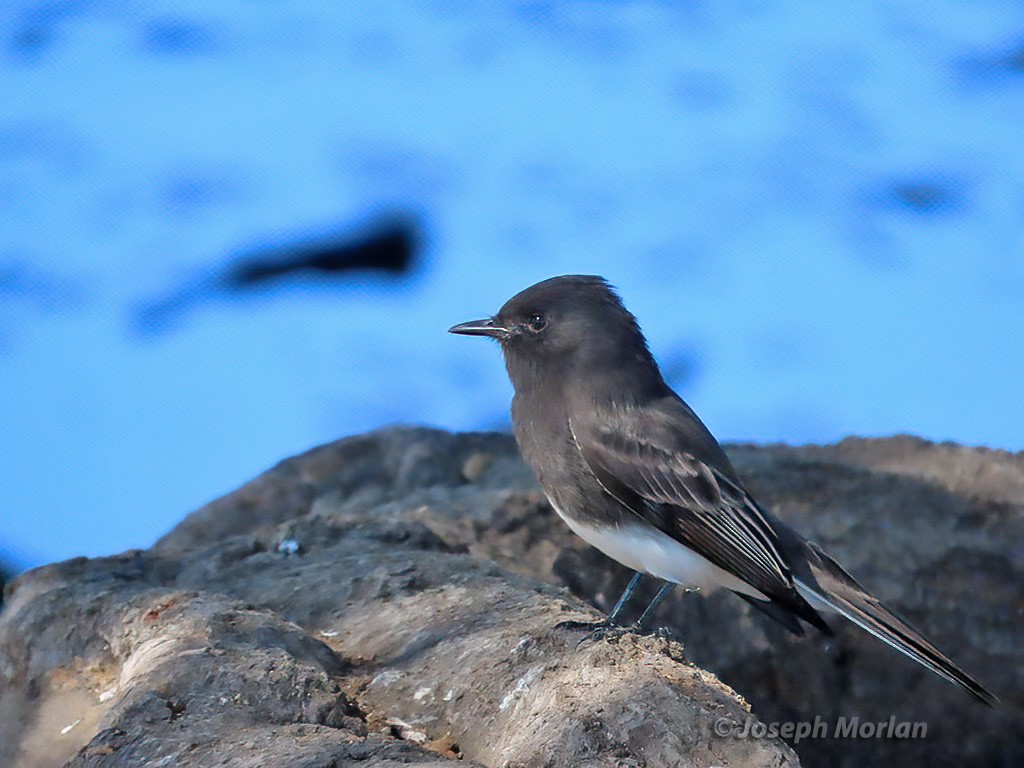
[450,274,996,706]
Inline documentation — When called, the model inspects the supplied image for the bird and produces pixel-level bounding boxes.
[449,274,996,706]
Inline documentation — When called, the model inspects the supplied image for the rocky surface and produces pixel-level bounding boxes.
[2,427,1021,767]
[0,561,8,609]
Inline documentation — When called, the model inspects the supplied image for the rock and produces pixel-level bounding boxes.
[0,428,796,768]
[0,559,9,609]
[2,427,1020,766]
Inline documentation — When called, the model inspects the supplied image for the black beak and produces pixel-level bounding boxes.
[448,317,510,339]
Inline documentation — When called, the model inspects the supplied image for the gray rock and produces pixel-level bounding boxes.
[1,427,797,768]
[167,428,1024,765]
[2,427,1019,766]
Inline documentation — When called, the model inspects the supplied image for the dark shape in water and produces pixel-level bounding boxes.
[140,17,220,56]
[132,215,420,335]
[224,220,415,288]
[889,181,960,215]
[861,173,967,221]
[955,41,1024,87]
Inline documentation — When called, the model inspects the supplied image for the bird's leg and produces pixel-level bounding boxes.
[554,572,644,632]
[630,581,674,630]
[607,571,644,623]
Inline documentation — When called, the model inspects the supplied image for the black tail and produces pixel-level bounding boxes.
[795,541,997,707]
[734,591,836,637]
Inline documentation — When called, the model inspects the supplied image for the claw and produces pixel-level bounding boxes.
[552,618,616,632]
[552,618,634,648]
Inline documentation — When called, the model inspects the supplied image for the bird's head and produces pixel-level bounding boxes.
[450,275,662,394]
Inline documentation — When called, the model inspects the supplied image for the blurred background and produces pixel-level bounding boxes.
[2,2,1023,576]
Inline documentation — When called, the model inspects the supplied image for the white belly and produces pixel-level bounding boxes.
[554,505,766,599]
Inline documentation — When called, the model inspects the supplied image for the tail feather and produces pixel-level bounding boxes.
[734,591,806,636]
[795,541,998,707]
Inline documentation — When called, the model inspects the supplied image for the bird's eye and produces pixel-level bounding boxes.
[527,313,547,332]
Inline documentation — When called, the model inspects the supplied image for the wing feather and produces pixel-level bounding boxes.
[568,400,828,630]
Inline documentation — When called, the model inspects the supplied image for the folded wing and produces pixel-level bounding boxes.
[568,398,830,633]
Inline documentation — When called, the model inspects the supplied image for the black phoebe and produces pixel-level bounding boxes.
[450,274,996,706]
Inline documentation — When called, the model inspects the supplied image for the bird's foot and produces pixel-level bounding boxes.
[552,618,617,632]
[553,617,639,647]
[650,624,675,641]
